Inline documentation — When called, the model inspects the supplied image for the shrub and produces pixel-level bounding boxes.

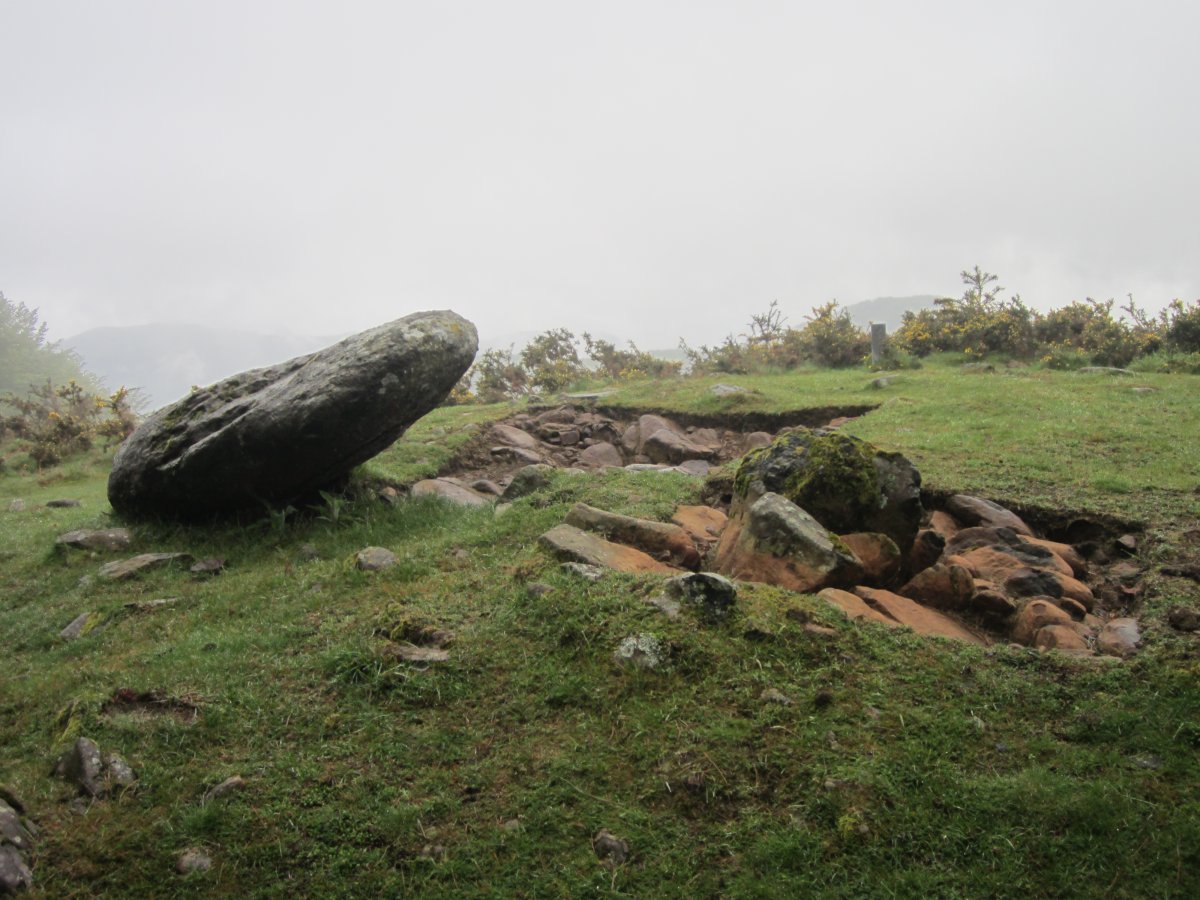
[519,328,587,394]
[582,334,681,380]
[794,301,870,367]
[471,347,528,403]
[1164,299,1200,352]
[2,380,139,468]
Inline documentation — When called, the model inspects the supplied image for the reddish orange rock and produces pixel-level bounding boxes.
[817,588,899,628]
[1026,537,1088,579]
[929,510,962,540]
[852,587,987,645]
[538,524,681,575]
[565,503,700,570]
[1012,598,1073,645]
[840,532,902,587]
[899,563,975,610]
[671,505,729,547]
[1035,624,1090,652]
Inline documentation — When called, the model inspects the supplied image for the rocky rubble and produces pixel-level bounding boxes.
[531,426,1143,654]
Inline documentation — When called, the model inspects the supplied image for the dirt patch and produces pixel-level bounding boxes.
[101,689,200,724]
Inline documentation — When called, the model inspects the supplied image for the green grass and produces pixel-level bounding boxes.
[3,360,1200,897]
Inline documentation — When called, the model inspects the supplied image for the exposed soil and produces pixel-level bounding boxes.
[431,403,1151,632]
[101,689,200,724]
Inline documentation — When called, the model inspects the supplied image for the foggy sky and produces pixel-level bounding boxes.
[2,0,1197,349]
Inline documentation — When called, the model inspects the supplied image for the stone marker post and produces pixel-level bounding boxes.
[870,323,887,364]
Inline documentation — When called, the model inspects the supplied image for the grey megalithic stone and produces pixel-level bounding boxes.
[108,310,477,519]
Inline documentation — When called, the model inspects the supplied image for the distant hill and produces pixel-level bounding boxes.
[842,295,939,331]
[65,324,336,411]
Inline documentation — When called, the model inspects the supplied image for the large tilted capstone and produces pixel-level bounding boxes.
[107,310,478,519]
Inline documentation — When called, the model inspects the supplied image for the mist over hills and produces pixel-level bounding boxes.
[65,296,938,411]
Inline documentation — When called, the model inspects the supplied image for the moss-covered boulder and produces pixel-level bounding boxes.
[731,429,922,555]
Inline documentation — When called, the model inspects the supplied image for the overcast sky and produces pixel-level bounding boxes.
[2,0,1197,349]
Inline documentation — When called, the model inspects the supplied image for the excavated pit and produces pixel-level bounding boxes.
[424,403,1149,650]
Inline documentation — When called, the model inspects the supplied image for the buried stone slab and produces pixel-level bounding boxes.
[108,310,477,520]
[56,528,133,552]
[410,478,492,507]
[98,552,192,581]
[564,503,701,570]
[663,572,737,623]
[538,525,680,575]
[851,587,987,645]
[945,495,1034,537]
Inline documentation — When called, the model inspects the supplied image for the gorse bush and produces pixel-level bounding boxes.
[448,268,1198,404]
[2,380,139,467]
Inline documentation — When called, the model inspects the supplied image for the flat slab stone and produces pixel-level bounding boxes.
[411,478,491,507]
[356,547,397,571]
[98,552,192,581]
[564,503,700,570]
[538,524,680,575]
[56,528,134,552]
[107,310,477,520]
[853,587,987,645]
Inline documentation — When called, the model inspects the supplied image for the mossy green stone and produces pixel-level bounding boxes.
[732,428,922,553]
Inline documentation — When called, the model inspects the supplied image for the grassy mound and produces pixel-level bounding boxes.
[2,358,1199,896]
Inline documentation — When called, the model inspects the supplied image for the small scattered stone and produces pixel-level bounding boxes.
[59,611,103,641]
[643,595,681,619]
[54,737,104,797]
[411,478,491,507]
[561,562,604,582]
[1133,754,1164,771]
[355,546,397,571]
[664,572,737,624]
[711,383,748,396]
[377,486,402,505]
[592,829,629,864]
[0,844,34,893]
[1166,606,1200,632]
[470,479,503,496]
[46,499,82,508]
[613,633,666,670]
[1115,534,1138,555]
[54,737,137,797]
[203,776,247,803]
[0,800,33,850]
[56,528,134,552]
[501,464,555,500]
[1097,617,1141,657]
[7,499,25,512]
[98,552,192,581]
[189,557,226,576]
[177,848,212,874]
[102,753,137,792]
[760,687,793,705]
[299,543,321,561]
[525,582,553,597]
[501,818,522,833]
